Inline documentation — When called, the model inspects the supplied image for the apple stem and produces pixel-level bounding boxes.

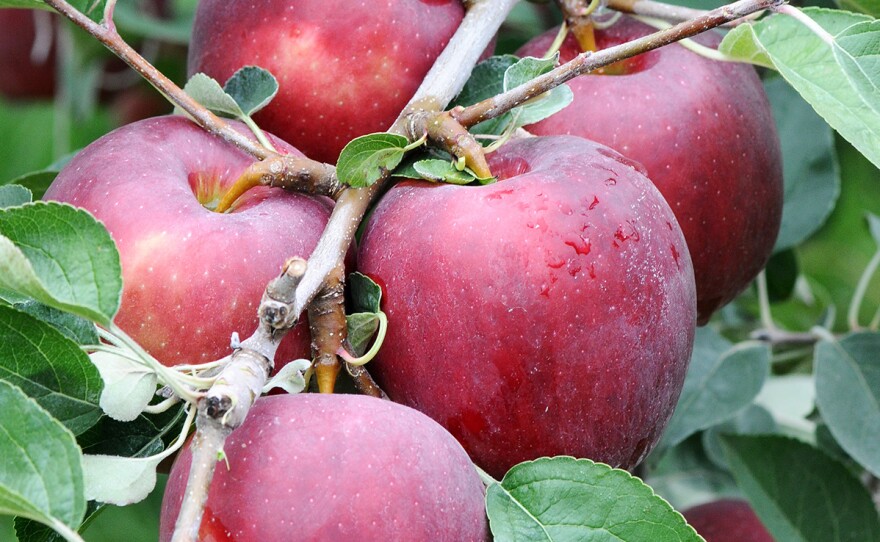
[308,263,347,394]
[452,0,787,129]
[556,0,601,53]
[408,109,493,179]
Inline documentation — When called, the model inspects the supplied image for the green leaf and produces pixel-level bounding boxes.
[337,133,409,188]
[766,77,840,252]
[182,72,243,118]
[815,332,880,476]
[486,457,701,542]
[837,0,880,17]
[0,185,32,208]
[656,328,770,454]
[89,351,158,423]
[722,435,880,542]
[720,8,880,170]
[0,202,122,325]
[833,20,880,112]
[467,54,573,137]
[452,55,519,108]
[224,66,279,117]
[413,159,478,185]
[13,300,100,346]
[0,380,85,534]
[702,404,777,470]
[349,272,383,314]
[0,305,102,435]
[346,313,381,357]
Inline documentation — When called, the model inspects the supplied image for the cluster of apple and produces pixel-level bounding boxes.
[43,0,782,539]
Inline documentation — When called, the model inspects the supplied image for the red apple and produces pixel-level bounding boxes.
[187,0,464,164]
[683,499,775,541]
[517,17,783,323]
[159,393,489,541]
[44,115,331,367]
[0,9,56,100]
[357,135,697,478]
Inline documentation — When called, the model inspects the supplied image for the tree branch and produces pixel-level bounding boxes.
[606,0,762,27]
[452,0,784,128]
[309,264,346,393]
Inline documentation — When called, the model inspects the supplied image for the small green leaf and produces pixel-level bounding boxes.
[0,305,102,435]
[503,54,573,126]
[337,133,409,188]
[13,300,100,346]
[0,380,85,533]
[413,159,477,185]
[815,332,880,476]
[346,313,381,357]
[89,351,158,423]
[833,20,880,114]
[224,66,279,117]
[766,77,840,252]
[722,435,880,542]
[349,272,382,313]
[0,185,32,208]
[263,358,310,394]
[656,328,770,454]
[452,55,519,108]
[0,202,122,325]
[720,9,880,170]
[486,457,701,542]
[182,73,243,118]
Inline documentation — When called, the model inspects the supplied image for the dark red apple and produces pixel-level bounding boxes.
[0,9,56,99]
[357,135,697,478]
[683,499,775,541]
[517,17,783,323]
[45,115,331,367]
[187,0,465,164]
[159,393,489,541]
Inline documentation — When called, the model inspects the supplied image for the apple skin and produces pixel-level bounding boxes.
[159,394,489,541]
[187,0,464,164]
[44,115,331,367]
[357,135,697,478]
[517,17,783,323]
[0,9,56,100]
[683,499,775,541]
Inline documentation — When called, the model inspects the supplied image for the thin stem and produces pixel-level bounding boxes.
[43,0,275,161]
[847,250,880,330]
[143,395,182,414]
[475,464,499,487]
[756,271,777,332]
[774,4,833,44]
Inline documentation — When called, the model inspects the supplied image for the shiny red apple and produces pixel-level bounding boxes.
[187,0,464,163]
[358,135,697,478]
[45,115,331,367]
[518,16,783,323]
[159,394,489,541]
